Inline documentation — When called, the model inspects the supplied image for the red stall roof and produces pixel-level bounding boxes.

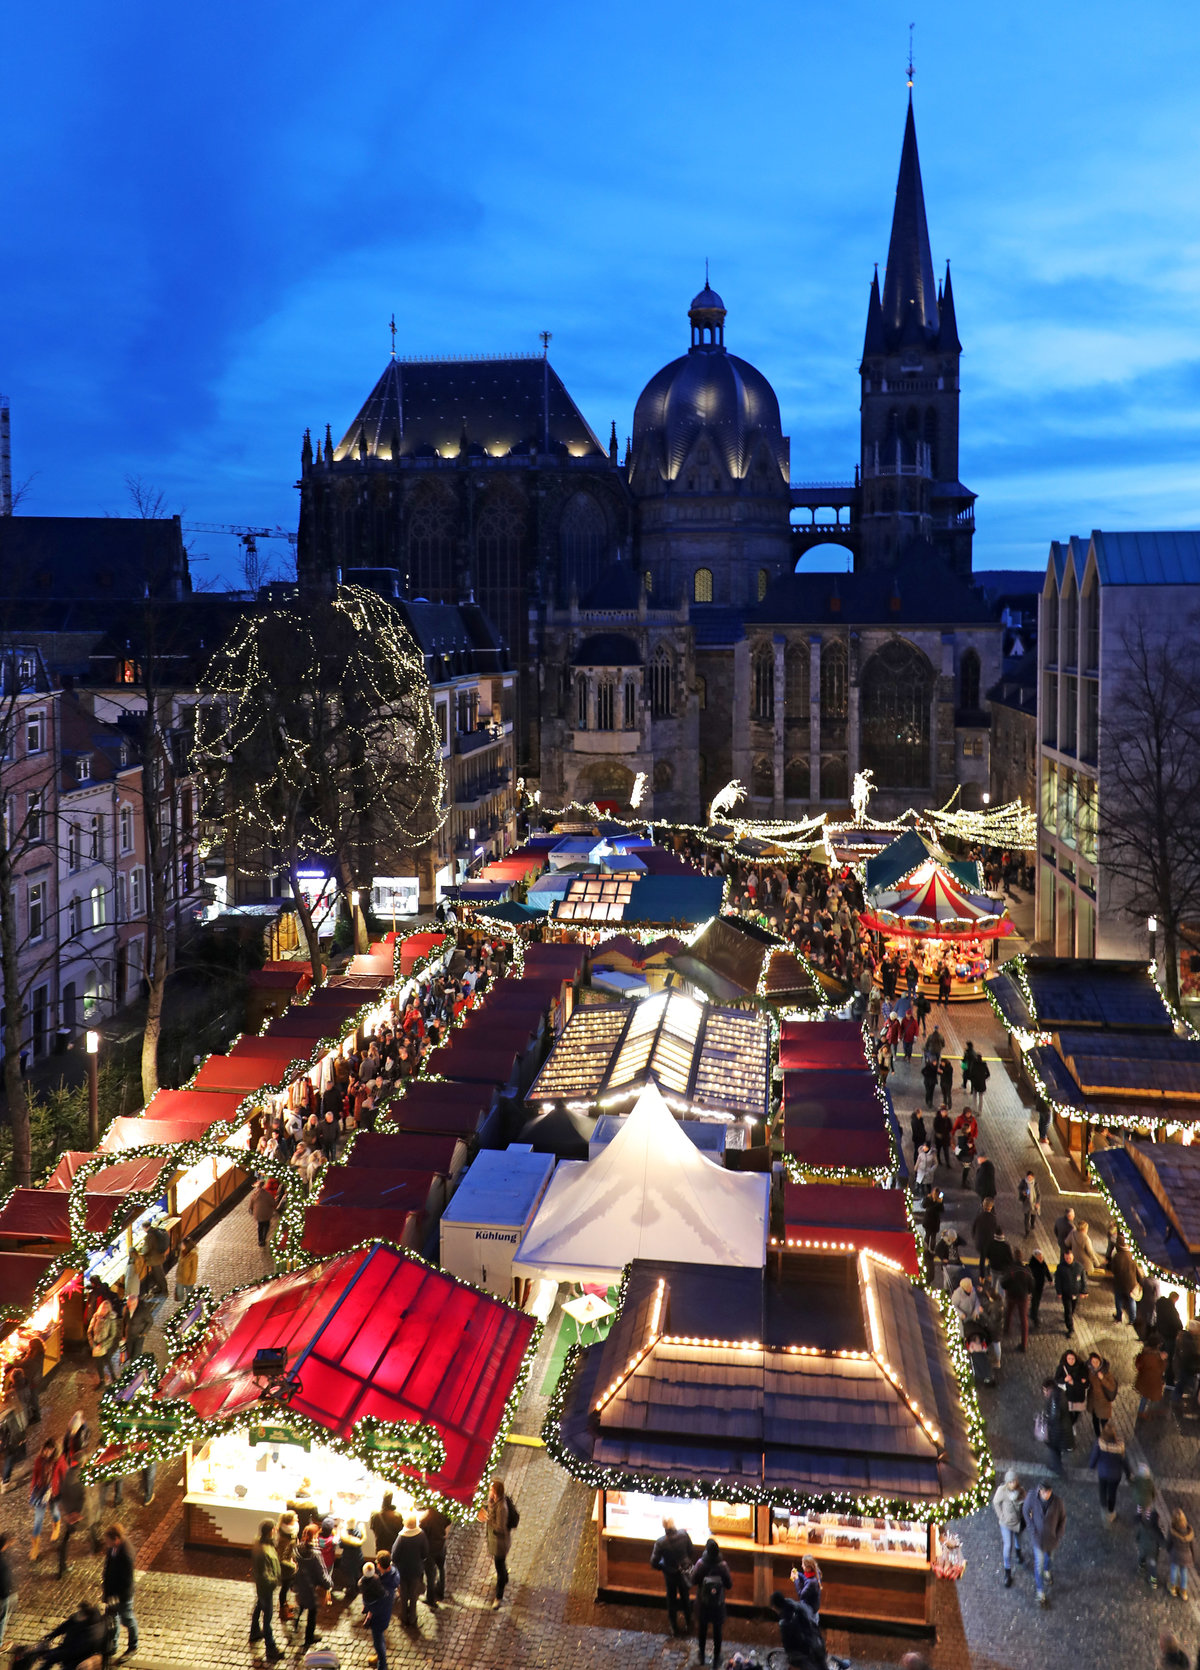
[191,1056,278,1095]
[785,1125,892,1173]
[0,1251,61,1311]
[0,1188,126,1244]
[313,1168,437,1210]
[46,1152,169,1197]
[155,1243,536,1507]
[100,1116,235,1153]
[141,1088,249,1125]
[425,1037,520,1088]
[782,1181,920,1277]
[779,1019,872,1073]
[247,968,310,992]
[263,1013,346,1042]
[344,1133,464,1177]
[389,1082,494,1138]
[300,1204,425,1257]
[229,1036,311,1066]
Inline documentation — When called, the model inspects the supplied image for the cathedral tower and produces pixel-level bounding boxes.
[858,95,975,576]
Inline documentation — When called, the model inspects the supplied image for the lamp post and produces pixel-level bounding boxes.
[350,888,362,953]
[1149,914,1159,974]
[85,1029,100,1148]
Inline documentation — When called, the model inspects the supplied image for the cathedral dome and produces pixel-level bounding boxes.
[632,289,788,486]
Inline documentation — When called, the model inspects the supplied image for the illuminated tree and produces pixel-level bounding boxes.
[195,586,446,981]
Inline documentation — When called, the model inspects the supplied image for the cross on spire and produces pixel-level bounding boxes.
[389,312,396,358]
[539,330,552,358]
[907,21,914,90]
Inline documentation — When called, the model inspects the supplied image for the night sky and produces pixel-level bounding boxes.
[5,2,1200,583]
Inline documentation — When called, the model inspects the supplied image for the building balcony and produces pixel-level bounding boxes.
[455,724,506,757]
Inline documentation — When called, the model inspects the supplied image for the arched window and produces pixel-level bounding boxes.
[694,568,713,603]
[653,759,674,792]
[596,681,615,731]
[752,644,774,721]
[820,757,848,800]
[558,492,607,598]
[650,645,673,718]
[752,755,773,798]
[784,757,810,799]
[575,674,588,729]
[861,639,936,788]
[820,639,848,740]
[959,648,981,711]
[623,680,637,729]
[474,492,526,657]
[757,568,769,602]
[643,568,654,595]
[407,490,456,601]
[785,642,810,719]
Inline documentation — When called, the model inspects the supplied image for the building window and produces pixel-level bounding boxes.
[820,756,848,800]
[752,645,774,721]
[575,675,588,729]
[120,805,134,853]
[119,743,130,768]
[757,568,769,602]
[1082,678,1099,763]
[785,643,810,719]
[407,490,456,602]
[181,787,193,833]
[752,755,773,798]
[1043,586,1059,658]
[650,646,673,719]
[693,568,713,604]
[473,493,526,669]
[67,824,80,873]
[653,760,674,792]
[16,652,37,690]
[117,874,128,922]
[67,895,81,938]
[26,791,43,843]
[558,492,608,599]
[25,711,44,755]
[784,757,810,799]
[1042,672,1058,747]
[1063,674,1078,754]
[75,755,91,783]
[90,885,106,930]
[959,649,981,711]
[435,702,449,746]
[623,681,637,729]
[28,882,45,942]
[128,937,145,990]
[1061,581,1078,668]
[89,814,102,861]
[860,640,936,789]
[596,682,615,731]
[643,568,653,595]
[820,639,848,723]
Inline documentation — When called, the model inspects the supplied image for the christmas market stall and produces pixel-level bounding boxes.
[860,857,1012,1002]
[94,1241,539,1552]
[440,1146,556,1298]
[512,1084,768,1288]
[781,1021,900,1185]
[780,1182,921,1277]
[987,957,1200,1175]
[1089,1138,1200,1319]
[546,1248,986,1632]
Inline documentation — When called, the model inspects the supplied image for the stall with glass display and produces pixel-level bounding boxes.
[98,1241,538,1553]
[550,1249,985,1633]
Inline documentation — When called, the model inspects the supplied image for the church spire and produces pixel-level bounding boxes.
[862,265,886,358]
[880,95,939,346]
[937,260,961,352]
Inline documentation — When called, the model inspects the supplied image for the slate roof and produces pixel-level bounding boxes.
[335,356,605,461]
[751,564,994,627]
[394,599,510,676]
[555,1253,978,1509]
[1019,959,1171,1032]
[0,516,190,603]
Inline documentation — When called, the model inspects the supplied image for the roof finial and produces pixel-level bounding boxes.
[705,256,710,286]
[389,312,396,359]
[907,21,914,91]
[539,329,552,359]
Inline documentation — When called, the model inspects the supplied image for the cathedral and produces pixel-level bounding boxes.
[296,94,1000,822]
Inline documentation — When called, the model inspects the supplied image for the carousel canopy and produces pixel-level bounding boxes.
[861,860,1013,941]
[512,1083,769,1284]
[863,830,982,895]
[155,1242,536,1509]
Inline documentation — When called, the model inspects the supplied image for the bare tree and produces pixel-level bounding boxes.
[194,586,446,980]
[125,474,168,521]
[1100,614,1200,1006]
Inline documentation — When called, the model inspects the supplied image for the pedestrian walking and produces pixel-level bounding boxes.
[101,1523,138,1657]
[1052,1207,1076,1250]
[952,1108,977,1188]
[926,1025,945,1064]
[689,1537,733,1668]
[28,1438,58,1561]
[291,1524,329,1648]
[974,1153,997,1202]
[0,1532,14,1648]
[275,1510,298,1626]
[485,1476,517,1610]
[1136,1498,1165,1589]
[932,1107,952,1168]
[914,1144,938,1197]
[1167,1509,1195,1599]
[86,1301,119,1389]
[1037,1377,1072,1478]
[53,1459,85,1578]
[921,1189,945,1254]
[1088,1423,1132,1524]
[1086,1353,1118,1437]
[122,1295,153,1363]
[1029,1250,1050,1330]
[909,1108,927,1157]
[337,1520,364,1598]
[250,1182,277,1248]
[992,1468,1025,1587]
[1055,1250,1087,1335]
[972,1198,999,1278]
[1136,1335,1169,1421]
[1018,1172,1041,1237]
[250,1517,283,1663]
[938,964,952,1005]
[174,1238,199,1305]
[921,1056,938,1108]
[1022,1481,1066,1607]
[391,1513,428,1626]
[650,1516,695,1637]
[915,990,931,1036]
[969,1050,990,1108]
[1001,1257,1034,1351]
[420,1504,449,1609]
[938,1056,954,1108]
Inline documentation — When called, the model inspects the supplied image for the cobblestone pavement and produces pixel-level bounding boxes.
[0,999,1191,1669]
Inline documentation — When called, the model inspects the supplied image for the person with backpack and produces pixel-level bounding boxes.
[650,1516,696,1637]
[689,1537,733,1667]
[484,1476,518,1610]
[768,1589,828,1670]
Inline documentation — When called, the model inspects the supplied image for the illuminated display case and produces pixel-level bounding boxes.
[769,1506,929,1562]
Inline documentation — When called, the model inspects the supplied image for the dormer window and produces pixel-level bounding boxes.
[75,755,92,783]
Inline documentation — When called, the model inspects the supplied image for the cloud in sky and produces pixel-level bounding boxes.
[5,1,1200,580]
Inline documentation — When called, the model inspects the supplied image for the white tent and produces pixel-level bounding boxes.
[511,1082,769,1285]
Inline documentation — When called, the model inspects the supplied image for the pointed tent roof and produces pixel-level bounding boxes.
[880,97,940,348]
[511,1083,769,1284]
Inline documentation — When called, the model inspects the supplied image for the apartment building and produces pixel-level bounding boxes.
[1037,530,1200,959]
[1,647,60,1063]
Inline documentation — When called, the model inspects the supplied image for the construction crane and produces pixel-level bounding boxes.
[181,523,297,580]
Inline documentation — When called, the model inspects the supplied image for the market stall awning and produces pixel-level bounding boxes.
[0,1251,62,1312]
[344,1132,468,1179]
[779,1019,872,1072]
[228,1036,313,1067]
[784,1069,893,1175]
[247,968,311,995]
[261,1012,349,1042]
[424,1036,522,1090]
[100,1115,244,1153]
[0,1188,126,1245]
[389,1082,495,1138]
[142,1088,249,1125]
[523,943,588,979]
[512,1083,768,1285]
[154,1243,537,1509]
[782,1181,920,1276]
[46,1152,169,1198]
[191,1055,279,1095]
[399,933,450,976]
[1089,1143,1200,1284]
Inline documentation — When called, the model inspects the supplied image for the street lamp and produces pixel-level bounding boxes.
[85,1029,100,1148]
[1149,914,1158,972]
[982,791,991,806]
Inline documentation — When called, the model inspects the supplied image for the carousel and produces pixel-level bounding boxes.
[861,859,1014,1002]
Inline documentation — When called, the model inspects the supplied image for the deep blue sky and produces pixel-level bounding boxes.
[5,3,1200,583]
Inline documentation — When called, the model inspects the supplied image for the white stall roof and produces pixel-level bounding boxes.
[512,1084,768,1285]
[440,1146,555,1231]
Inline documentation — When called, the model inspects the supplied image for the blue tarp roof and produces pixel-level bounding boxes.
[623,875,725,926]
[1090,1147,1200,1282]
